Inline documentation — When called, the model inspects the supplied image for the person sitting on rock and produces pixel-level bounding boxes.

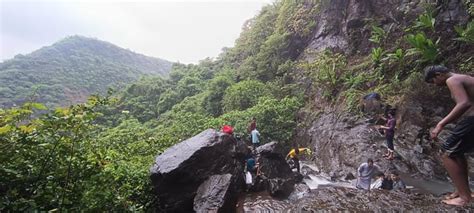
[381,171,393,190]
[370,172,385,189]
[391,171,406,190]
[356,158,379,190]
[371,171,393,190]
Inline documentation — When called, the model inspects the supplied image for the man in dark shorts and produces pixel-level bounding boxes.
[424,65,474,206]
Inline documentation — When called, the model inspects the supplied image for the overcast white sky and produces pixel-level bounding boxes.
[0,0,271,64]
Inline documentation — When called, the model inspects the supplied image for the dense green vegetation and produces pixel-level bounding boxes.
[1,0,473,211]
[0,36,172,108]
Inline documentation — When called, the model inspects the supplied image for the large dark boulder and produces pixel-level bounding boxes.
[193,174,234,213]
[255,142,295,198]
[149,129,248,212]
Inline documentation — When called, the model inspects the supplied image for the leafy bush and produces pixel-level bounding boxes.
[298,51,347,99]
[369,26,386,44]
[406,33,439,63]
[463,0,474,16]
[371,47,385,66]
[455,20,474,44]
[203,74,234,116]
[414,12,435,31]
[222,80,270,112]
[218,96,302,144]
[384,48,405,63]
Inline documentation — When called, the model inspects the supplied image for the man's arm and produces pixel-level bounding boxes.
[431,77,472,139]
[357,164,364,176]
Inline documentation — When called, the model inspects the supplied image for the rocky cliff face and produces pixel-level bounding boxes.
[306,0,469,56]
[295,0,472,180]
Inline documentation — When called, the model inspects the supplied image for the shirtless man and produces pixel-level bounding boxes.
[424,65,474,206]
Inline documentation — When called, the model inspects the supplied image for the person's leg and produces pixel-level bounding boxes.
[456,153,469,182]
[387,150,394,160]
[295,158,300,173]
[446,156,472,199]
[442,154,471,206]
[442,119,474,202]
[385,137,394,160]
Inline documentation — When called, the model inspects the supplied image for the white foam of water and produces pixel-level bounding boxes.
[304,174,332,190]
[300,161,357,190]
[300,162,320,173]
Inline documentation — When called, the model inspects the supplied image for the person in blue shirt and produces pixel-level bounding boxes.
[246,156,256,173]
[251,129,261,150]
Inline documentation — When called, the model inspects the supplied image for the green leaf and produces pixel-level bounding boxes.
[0,125,12,134]
[31,103,47,110]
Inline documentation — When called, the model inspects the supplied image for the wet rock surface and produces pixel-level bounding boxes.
[150,129,248,212]
[194,174,234,213]
[239,160,472,212]
[239,187,474,212]
[297,99,474,184]
[255,142,295,197]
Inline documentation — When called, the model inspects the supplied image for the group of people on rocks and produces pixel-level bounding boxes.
[226,65,474,206]
[243,118,265,190]
[356,158,406,191]
[360,65,474,206]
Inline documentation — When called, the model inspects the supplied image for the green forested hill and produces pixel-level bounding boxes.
[0,36,173,108]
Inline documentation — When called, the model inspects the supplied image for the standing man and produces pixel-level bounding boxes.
[251,128,261,150]
[356,158,379,190]
[424,65,474,206]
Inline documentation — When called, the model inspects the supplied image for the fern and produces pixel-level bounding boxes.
[415,11,435,31]
[454,20,474,44]
[369,26,386,44]
[371,47,384,65]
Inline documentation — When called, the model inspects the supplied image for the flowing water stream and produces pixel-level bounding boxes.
[237,161,458,212]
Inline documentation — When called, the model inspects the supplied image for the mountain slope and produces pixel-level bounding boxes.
[0,36,173,107]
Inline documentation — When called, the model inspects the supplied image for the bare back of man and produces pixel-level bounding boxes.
[448,74,474,116]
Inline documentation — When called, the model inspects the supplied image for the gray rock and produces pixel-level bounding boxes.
[344,172,356,180]
[150,129,248,212]
[255,141,286,156]
[194,174,234,213]
[256,141,296,198]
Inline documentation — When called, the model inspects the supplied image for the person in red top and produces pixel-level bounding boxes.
[248,117,256,133]
[379,110,396,160]
[247,117,256,142]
